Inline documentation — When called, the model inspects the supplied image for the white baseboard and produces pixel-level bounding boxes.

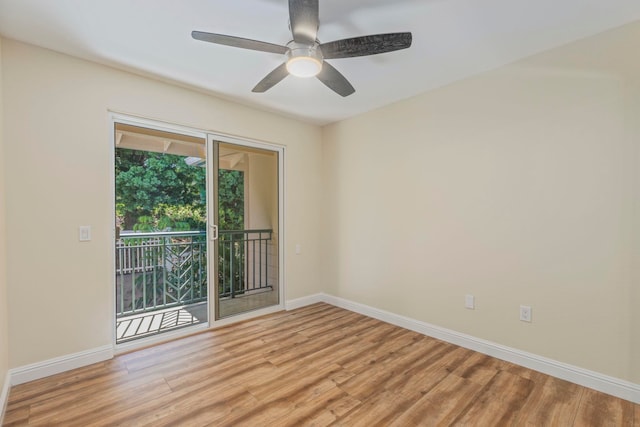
[285,293,324,311]
[0,371,10,426]
[10,345,113,386]
[289,292,640,404]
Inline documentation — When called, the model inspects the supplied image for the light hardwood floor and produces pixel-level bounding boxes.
[3,303,639,426]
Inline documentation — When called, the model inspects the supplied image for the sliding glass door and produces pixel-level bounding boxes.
[210,139,281,320]
[112,116,284,344]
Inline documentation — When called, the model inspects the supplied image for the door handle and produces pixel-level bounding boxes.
[210,224,218,241]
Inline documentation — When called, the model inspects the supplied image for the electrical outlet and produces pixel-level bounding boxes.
[465,294,475,309]
[520,305,532,322]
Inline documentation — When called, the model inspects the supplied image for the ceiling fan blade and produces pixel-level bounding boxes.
[320,32,412,59]
[289,0,319,44]
[252,63,289,93]
[316,62,355,97]
[192,31,287,54]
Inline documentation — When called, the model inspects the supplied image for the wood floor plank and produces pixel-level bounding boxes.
[450,350,506,386]
[209,397,296,427]
[388,373,484,426]
[383,357,452,400]
[28,376,172,426]
[254,354,352,392]
[7,360,127,407]
[246,363,344,404]
[295,311,364,339]
[574,388,635,426]
[281,334,373,376]
[262,305,346,337]
[1,406,29,427]
[9,360,180,423]
[263,328,352,366]
[165,352,274,391]
[382,344,469,398]
[350,319,399,343]
[325,393,362,418]
[262,384,348,427]
[258,302,333,327]
[450,369,535,425]
[503,360,552,384]
[338,336,446,401]
[332,388,419,427]
[91,374,253,426]
[336,329,423,376]
[515,376,584,426]
[82,357,273,426]
[2,303,636,427]
[131,382,258,427]
[121,332,229,373]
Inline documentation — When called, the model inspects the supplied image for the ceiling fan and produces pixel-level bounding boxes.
[192,0,412,97]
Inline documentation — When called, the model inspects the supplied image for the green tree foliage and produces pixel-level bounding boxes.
[115,149,207,231]
[115,148,244,232]
[218,169,244,230]
[216,169,244,295]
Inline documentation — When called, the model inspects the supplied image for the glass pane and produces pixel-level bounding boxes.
[216,142,279,318]
[114,125,208,343]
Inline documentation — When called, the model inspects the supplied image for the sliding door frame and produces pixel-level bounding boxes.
[207,133,285,328]
[109,113,285,351]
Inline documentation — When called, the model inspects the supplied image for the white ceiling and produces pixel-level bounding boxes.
[1,0,639,125]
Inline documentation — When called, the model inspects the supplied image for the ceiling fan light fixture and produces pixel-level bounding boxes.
[286,56,322,77]
[286,41,323,77]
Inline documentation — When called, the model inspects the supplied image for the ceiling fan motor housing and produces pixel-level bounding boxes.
[285,41,323,77]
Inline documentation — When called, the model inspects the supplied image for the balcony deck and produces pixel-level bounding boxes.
[116,289,279,342]
[116,302,207,342]
[219,288,279,318]
[116,229,277,343]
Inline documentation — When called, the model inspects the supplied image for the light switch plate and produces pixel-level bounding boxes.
[79,225,91,242]
[465,294,475,309]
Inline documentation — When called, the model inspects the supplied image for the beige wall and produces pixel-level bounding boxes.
[0,37,9,395]
[1,39,324,368]
[630,79,640,384]
[247,152,278,232]
[322,22,640,382]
